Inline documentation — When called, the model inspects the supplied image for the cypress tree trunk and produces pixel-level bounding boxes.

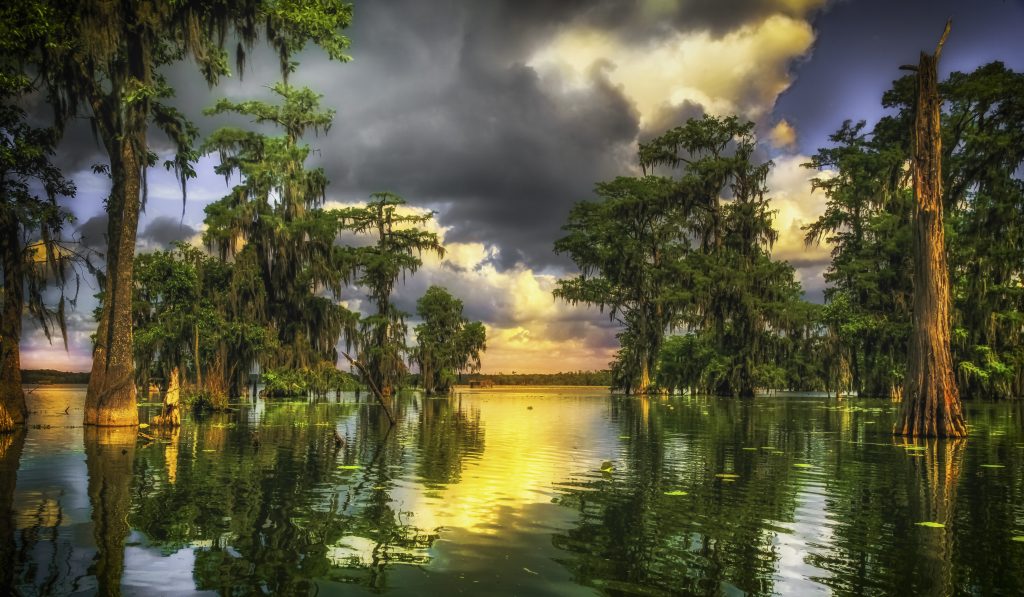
[85,137,142,427]
[894,22,967,438]
[0,220,26,433]
[637,355,651,395]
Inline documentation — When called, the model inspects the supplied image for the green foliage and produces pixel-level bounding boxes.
[133,243,277,396]
[183,386,228,412]
[558,115,814,396]
[806,62,1024,399]
[21,0,353,418]
[202,81,359,374]
[1,96,78,346]
[555,175,688,393]
[341,194,445,397]
[261,363,359,398]
[412,286,487,395]
[1,29,80,425]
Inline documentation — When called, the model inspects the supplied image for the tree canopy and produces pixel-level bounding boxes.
[413,285,486,395]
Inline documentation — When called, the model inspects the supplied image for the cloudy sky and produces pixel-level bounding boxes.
[23,0,1024,373]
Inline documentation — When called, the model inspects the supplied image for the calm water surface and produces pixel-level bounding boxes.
[2,385,1023,596]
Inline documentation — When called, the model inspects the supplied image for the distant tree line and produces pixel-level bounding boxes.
[464,371,613,387]
[20,370,89,385]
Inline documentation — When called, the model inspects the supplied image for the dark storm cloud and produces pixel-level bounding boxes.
[299,0,645,270]
[306,0,831,269]
[139,215,197,248]
[46,0,829,273]
[76,214,107,251]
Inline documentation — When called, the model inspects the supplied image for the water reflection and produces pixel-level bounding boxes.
[85,427,135,597]
[5,386,1024,595]
[1,429,26,594]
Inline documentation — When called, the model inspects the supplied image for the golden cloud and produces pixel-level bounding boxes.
[528,13,817,125]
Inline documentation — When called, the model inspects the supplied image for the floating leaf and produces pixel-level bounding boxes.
[793,463,814,469]
[742,447,758,451]
[715,473,739,479]
[981,464,1006,468]
[618,435,630,439]
[1013,536,1024,542]
[337,465,361,470]
[600,461,615,472]
[664,490,688,496]
[138,423,150,429]
[916,521,945,528]
[372,486,387,491]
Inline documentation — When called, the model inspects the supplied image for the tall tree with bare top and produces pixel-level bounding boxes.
[894,21,967,437]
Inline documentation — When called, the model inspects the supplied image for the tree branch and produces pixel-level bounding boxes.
[340,350,395,425]
[935,19,952,60]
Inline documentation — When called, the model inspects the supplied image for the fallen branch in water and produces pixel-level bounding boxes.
[340,350,396,426]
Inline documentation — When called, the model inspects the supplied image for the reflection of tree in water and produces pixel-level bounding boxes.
[770,401,1024,597]
[908,439,964,597]
[553,396,811,595]
[955,401,1024,594]
[1,430,26,594]
[130,399,438,593]
[811,438,964,596]
[86,427,136,597]
[415,396,484,487]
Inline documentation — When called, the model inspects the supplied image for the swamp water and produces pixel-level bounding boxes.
[2,385,1023,596]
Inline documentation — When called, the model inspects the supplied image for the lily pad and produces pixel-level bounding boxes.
[337,465,361,470]
[715,473,739,479]
[138,423,150,429]
[664,490,688,496]
[618,435,630,439]
[1013,536,1024,542]
[981,464,1006,468]
[793,463,814,469]
[916,521,946,528]
[600,461,615,472]
[742,447,758,451]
